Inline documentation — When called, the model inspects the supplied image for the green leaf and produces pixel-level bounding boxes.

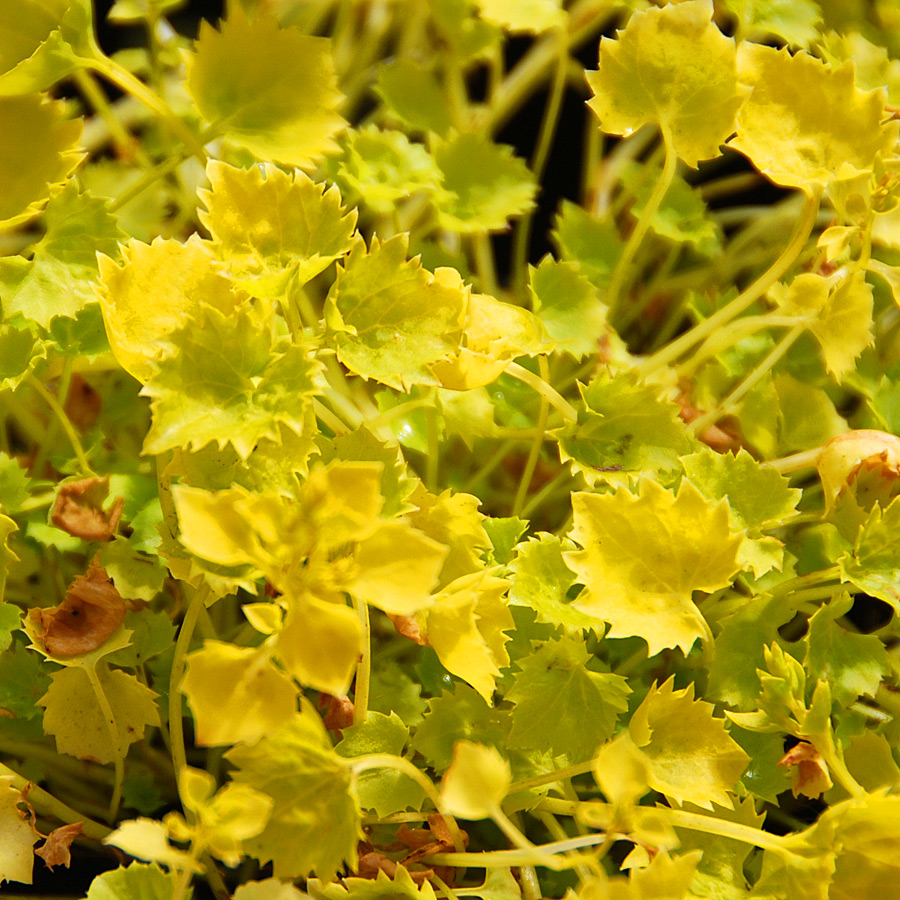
[567,479,742,656]
[39,665,159,764]
[186,6,346,166]
[226,705,362,880]
[838,497,900,611]
[722,0,822,46]
[432,132,537,233]
[375,59,453,137]
[0,182,123,329]
[0,454,32,515]
[705,594,796,710]
[142,305,323,459]
[199,160,357,300]
[804,594,889,708]
[330,125,443,215]
[0,642,51,720]
[508,533,603,634]
[0,0,96,95]
[771,271,874,379]
[586,0,744,167]
[551,200,623,289]
[505,636,630,760]
[620,161,722,253]
[0,93,82,229]
[554,373,693,484]
[335,712,427,816]
[181,641,299,747]
[85,862,188,900]
[528,257,608,360]
[412,682,511,772]
[309,867,437,900]
[682,445,800,576]
[325,234,466,390]
[774,374,847,454]
[730,43,898,189]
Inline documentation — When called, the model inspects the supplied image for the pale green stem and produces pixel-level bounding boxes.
[30,356,75,479]
[24,374,92,476]
[426,397,440,493]
[505,361,577,423]
[351,755,466,853]
[353,597,371,726]
[169,586,210,821]
[607,127,679,311]
[824,747,867,799]
[313,397,351,436]
[508,759,595,796]
[491,805,569,871]
[83,664,124,822]
[768,566,842,603]
[472,234,499,297]
[687,324,805,435]
[110,148,190,212]
[760,446,823,474]
[462,440,516,493]
[365,397,433,431]
[87,53,209,163]
[636,189,820,380]
[0,759,111,841]
[519,467,573,521]
[73,68,145,164]
[680,315,812,379]
[425,834,606,868]
[536,798,795,856]
[513,356,551,517]
[511,27,568,292]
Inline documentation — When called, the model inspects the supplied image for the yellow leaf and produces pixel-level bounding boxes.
[730,43,898,189]
[419,570,513,703]
[181,641,299,746]
[586,0,744,167]
[567,479,742,656]
[96,236,241,384]
[0,777,35,886]
[440,741,511,819]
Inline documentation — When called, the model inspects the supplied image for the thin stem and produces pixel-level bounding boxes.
[636,189,820,380]
[760,446,823,474]
[510,28,568,291]
[24,374,92,476]
[353,597,371,726]
[505,361,577,423]
[30,356,75,479]
[606,128,678,311]
[0,759,111,841]
[73,69,144,164]
[169,585,210,820]
[87,53,209,164]
[425,400,440,493]
[83,664,124,823]
[472,234,499,297]
[513,356,551,517]
[508,759,595,795]
[313,398,351,436]
[687,324,805,435]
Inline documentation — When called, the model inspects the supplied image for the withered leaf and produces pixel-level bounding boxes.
[63,374,102,432]
[51,476,124,542]
[35,822,83,869]
[29,562,127,657]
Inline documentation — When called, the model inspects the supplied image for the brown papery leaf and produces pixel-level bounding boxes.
[63,374,102,432]
[29,562,127,657]
[51,476,124,541]
[35,822,83,869]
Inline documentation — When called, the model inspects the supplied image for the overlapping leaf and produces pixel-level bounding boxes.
[199,160,357,300]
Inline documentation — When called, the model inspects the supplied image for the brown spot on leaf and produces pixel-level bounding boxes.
[51,476,124,542]
[35,822,83,869]
[29,562,127,657]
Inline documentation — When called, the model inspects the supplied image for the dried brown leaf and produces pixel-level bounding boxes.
[29,562,128,657]
[35,822,83,869]
[51,476,124,541]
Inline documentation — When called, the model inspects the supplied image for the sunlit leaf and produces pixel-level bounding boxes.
[186,6,346,166]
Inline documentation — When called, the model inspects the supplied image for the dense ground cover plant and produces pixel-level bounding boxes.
[5,0,900,897]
